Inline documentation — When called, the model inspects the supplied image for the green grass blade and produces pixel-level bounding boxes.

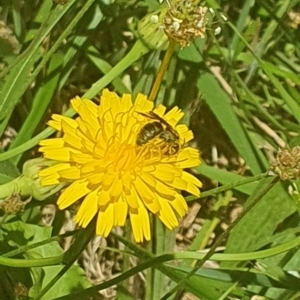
[197,72,268,174]
[9,53,64,152]
[87,46,131,94]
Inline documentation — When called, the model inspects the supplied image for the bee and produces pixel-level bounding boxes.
[136,111,181,155]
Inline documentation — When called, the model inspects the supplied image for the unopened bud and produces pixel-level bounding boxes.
[138,8,169,50]
[270,146,300,180]
[0,158,65,201]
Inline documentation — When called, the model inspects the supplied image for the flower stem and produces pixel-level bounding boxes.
[0,180,18,199]
[186,172,270,202]
[0,255,63,268]
[149,41,176,102]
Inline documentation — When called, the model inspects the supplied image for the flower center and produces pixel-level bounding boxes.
[114,144,137,171]
[105,141,139,173]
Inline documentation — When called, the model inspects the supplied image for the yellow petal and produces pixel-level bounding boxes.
[120,93,133,112]
[122,172,132,192]
[58,166,81,180]
[42,148,73,161]
[134,94,153,113]
[114,198,128,226]
[135,176,161,212]
[154,179,176,198]
[176,124,194,142]
[96,203,114,237]
[39,138,64,149]
[87,172,104,185]
[157,199,178,229]
[153,104,166,116]
[176,148,201,168]
[99,89,120,118]
[71,97,98,117]
[75,188,99,227]
[70,152,93,164]
[76,119,98,144]
[39,163,70,178]
[48,114,78,131]
[150,164,180,182]
[164,106,183,127]
[182,171,202,187]
[102,172,116,191]
[109,177,123,198]
[125,188,139,209]
[76,109,100,139]
[129,201,151,242]
[170,193,188,217]
[171,172,201,196]
[81,160,102,174]
[70,96,84,113]
[57,179,90,209]
[98,189,111,206]
[63,133,82,150]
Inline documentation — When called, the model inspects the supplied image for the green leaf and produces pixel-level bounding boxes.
[222,180,297,267]
[29,265,91,300]
[166,264,300,291]
[197,72,269,174]
[10,53,64,151]
[177,39,205,63]
[0,46,41,121]
[87,46,131,94]
[0,160,20,184]
[161,265,245,300]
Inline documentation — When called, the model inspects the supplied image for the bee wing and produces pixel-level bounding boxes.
[139,111,179,138]
[148,111,170,126]
[138,112,154,119]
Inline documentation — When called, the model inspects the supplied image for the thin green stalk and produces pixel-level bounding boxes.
[0,255,63,268]
[186,171,269,201]
[149,41,176,102]
[3,230,77,258]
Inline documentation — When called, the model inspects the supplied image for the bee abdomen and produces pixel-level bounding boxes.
[136,122,164,146]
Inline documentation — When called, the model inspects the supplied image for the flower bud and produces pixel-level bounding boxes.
[270,146,300,180]
[138,8,169,50]
[162,1,209,47]
[0,158,65,201]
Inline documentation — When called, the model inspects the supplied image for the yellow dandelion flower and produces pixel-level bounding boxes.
[38,89,202,242]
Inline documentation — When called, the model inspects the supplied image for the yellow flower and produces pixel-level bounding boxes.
[39,89,202,242]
